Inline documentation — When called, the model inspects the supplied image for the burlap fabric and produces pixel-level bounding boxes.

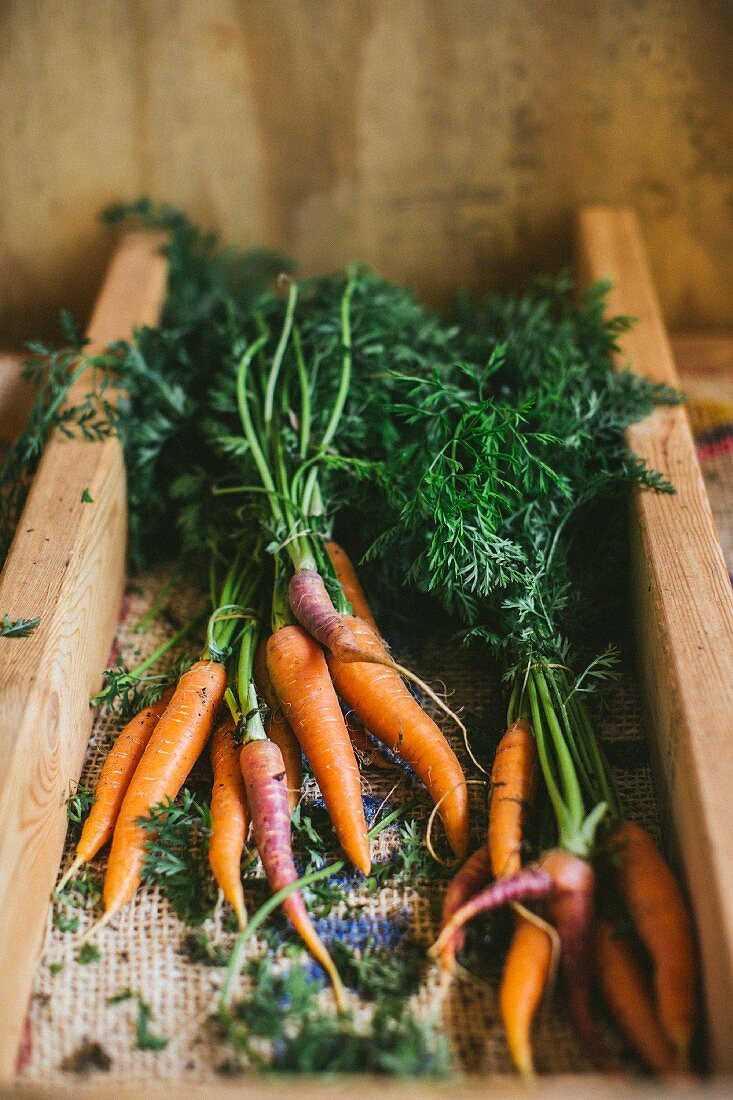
[21,372,731,1084]
[18,564,663,1083]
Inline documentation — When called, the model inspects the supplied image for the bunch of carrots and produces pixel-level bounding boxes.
[59,268,470,1012]
[44,205,699,1079]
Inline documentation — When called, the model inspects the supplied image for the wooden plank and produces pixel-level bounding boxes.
[0,353,34,443]
[576,208,733,1073]
[672,334,733,376]
[0,231,167,1082]
[4,1075,732,1100]
[1,2,733,343]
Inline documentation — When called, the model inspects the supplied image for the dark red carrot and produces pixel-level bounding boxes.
[438,846,492,972]
[611,822,697,1063]
[539,849,613,1072]
[430,866,553,957]
[239,737,344,1009]
[595,919,681,1077]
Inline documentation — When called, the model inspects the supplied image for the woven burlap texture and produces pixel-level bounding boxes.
[18,562,665,1085]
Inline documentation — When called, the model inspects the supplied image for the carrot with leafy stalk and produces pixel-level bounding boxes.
[230,614,344,1007]
[252,640,303,810]
[91,558,258,928]
[327,614,469,859]
[325,540,380,634]
[267,620,371,875]
[56,688,173,894]
[209,719,249,930]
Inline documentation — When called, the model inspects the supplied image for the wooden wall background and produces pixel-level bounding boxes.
[1,0,731,343]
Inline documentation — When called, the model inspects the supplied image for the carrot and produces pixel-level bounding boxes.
[325,541,379,633]
[266,625,371,874]
[611,821,697,1062]
[431,866,553,957]
[539,848,613,1071]
[102,660,228,917]
[430,849,612,1070]
[488,719,537,880]
[288,567,363,660]
[595,919,680,1077]
[253,641,303,811]
[209,719,249,930]
[345,710,397,772]
[240,737,344,1009]
[488,718,546,1077]
[327,615,469,859]
[438,846,491,972]
[56,689,173,893]
[500,915,553,1078]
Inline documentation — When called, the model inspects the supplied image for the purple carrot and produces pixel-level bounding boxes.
[540,848,615,1071]
[239,738,344,1008]
[288,568,378,662]
[430,865,553,957]
[439,846,492,972]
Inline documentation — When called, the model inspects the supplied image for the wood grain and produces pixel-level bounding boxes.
[0,232,167,1082]
[577,208,733,1073]
[0,1,732,344]
[672,334,733,376]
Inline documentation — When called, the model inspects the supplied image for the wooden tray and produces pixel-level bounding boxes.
[1,210,732,1091]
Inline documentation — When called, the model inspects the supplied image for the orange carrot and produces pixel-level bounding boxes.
[611,821,697,1062]
[327,616,469,859]
[500,915,553,1078]
[488,718,545,1077]
[267,625,371,874]
[595,919,680,1077]
[57,689,173,892]
[253,641,303,811]
[209,719,249,930]
[488,719,537,880]
[102,660,228,917]
[438,846,491,972]
[325,541,379,633]
[240,737,344,1009]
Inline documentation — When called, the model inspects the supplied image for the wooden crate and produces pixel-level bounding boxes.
[0,209,731,1091]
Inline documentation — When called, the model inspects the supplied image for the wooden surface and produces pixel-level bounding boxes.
[0,354,34,444]
[0,233,167,1082]
[672,334,733,376]
[577,208,733,1073]
[2,1076,733,1100]
[1,0,732,345]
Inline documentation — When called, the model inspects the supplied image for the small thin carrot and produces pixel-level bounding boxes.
[102,660,228,918]
[500,914,553,1078]
[56,689,173,893]
[611,821,697,1063]
[345,710,397,772]
[438,846,492,972]
[325,541,379,633]
[209,719,249,930]
[595,919,681,1077]
[240,737,344,1009]
[488,719,537,880]
[267,625,371,874]
[327,616,469,859]
[253,641,303,810]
